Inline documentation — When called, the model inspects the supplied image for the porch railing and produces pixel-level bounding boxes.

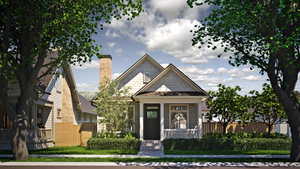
[38,128,53,141]
[164,129,201,139]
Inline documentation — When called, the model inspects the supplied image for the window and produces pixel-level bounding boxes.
[57,109,62,119]
[169,104,188,129]
[143,72,151,83]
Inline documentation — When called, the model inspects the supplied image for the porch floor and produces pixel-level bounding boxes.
[138,140,164,156]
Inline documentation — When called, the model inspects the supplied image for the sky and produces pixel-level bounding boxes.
[72,0,300,95]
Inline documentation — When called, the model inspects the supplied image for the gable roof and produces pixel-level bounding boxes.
[115,53,164,82]
[78,94,96,115]
[134,64,208,96]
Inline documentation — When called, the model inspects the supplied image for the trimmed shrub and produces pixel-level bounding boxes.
[87,138,141,150]
[163,136,291,151]
[233,138,291,151]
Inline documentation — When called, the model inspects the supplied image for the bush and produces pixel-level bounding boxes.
[163,134,291,151]
[95,131,137,139]
[204,132,289,139]
[87,138,141,150]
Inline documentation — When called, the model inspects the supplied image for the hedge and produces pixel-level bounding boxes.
[87,138,141,150]
[163,137,291,151]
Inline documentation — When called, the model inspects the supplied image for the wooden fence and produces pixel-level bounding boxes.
[202,122,272,135]
[55,122,97,147]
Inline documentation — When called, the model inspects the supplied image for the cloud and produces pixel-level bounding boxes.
[105,30,120,38]
[105,2,218,64]
[112,73,121,80]
[115,48,123,55]
[73,60,98,70]
[180,66,214,75]
[108,42,116,48]
[77,83,98,91]
[242,75,261,81]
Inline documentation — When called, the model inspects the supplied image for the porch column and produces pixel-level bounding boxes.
[160,103,164,141]
[198,103,203,138]
[139,102,144,140]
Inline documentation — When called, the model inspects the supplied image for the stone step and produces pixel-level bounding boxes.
[138,140,164,156]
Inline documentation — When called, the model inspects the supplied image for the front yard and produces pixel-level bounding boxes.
[0,146,139,155]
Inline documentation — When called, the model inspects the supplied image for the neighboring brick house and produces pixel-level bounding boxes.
[0,55,96,150]
[98,54,209,140]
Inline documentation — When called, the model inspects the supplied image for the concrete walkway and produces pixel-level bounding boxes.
[0,154,289,159]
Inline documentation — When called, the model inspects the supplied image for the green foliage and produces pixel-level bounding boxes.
[204,132,289,139]
[87,138,141,151]
[249,83,286,134]
[96,131,137,139]
[207,84,248,132]
[163,136,291,151]
[94,80,133,133]
[0,0,143,80]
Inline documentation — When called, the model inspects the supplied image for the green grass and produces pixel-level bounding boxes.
[0,157,292,163]
[165,149,290,155]
[0,146,138,155]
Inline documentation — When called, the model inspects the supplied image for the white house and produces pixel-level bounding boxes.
[99,54,209,140]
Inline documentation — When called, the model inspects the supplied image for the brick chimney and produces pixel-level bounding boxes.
[99,55,112,86]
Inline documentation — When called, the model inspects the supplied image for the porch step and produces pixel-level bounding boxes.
[138,140,164,156]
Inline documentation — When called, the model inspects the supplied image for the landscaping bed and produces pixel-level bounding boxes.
[163,133,291,155]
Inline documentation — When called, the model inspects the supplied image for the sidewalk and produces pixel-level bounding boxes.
[0,154,290,159]
[0,161,299,167]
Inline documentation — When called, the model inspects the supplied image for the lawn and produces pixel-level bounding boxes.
[0,146,138,155]
[165,149,290,155]
[0,157,291,163]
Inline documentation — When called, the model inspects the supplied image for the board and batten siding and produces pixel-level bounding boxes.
[118,60,162,94]
[145,71,196,92]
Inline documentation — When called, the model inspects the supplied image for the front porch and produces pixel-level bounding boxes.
[0,128,54,150]
[135,96,207,141]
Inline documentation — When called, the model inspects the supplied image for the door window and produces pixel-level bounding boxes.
[147,111,158,119]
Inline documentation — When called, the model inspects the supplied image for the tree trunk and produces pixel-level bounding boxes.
[11,93,30,160]
[222,122,227,134]
[267,124,272,136]
[271,88,300,161]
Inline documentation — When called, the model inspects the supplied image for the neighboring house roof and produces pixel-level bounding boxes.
[78,94,96,115]
[38,51,59,91]
[115,53,164,82]
[134,64,208,96]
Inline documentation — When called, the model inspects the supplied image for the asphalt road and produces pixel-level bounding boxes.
[0,167,297,169]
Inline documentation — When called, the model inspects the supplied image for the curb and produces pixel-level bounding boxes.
[0,162,300,167]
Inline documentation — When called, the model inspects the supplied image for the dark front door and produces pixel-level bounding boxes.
[144,104,160,140]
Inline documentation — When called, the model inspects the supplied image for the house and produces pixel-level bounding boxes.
[98,54,209,140]
[0,52,96,150]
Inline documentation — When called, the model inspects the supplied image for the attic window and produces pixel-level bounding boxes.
[143,72,151,83]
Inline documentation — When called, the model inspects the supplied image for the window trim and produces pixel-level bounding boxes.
[143,71,151,84]
[169,104,189,129]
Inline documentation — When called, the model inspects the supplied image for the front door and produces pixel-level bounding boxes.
[144,104,160,140]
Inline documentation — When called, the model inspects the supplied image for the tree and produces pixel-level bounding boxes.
[188,0,300,161]
[207,84,247,134]
[0,0,142,160]
[94,80,133,133]
[249,83,286,135]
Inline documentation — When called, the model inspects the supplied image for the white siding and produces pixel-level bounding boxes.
[146,71,196,92]
[118,60,162,94]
